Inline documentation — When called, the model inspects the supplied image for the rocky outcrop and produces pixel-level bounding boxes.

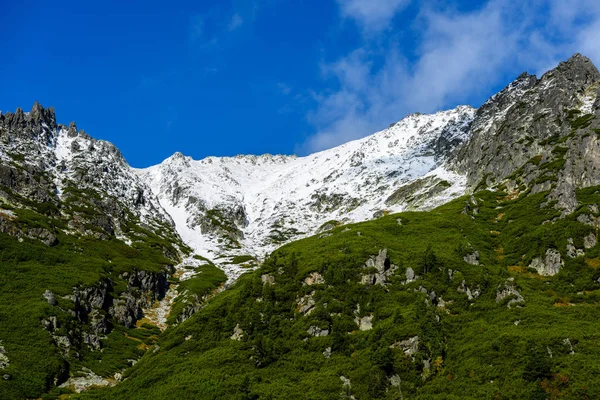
[0,206,58,246]
[230,324,244,341]
[110,270,170,328]
[43,290,57,306]
[360,249,398,286]
[404,267,417,284]
[496,278,525,308]
[463,251,479,265]
[390,336,419,356]
[296,291,316,315]
[354,314,373,331]
[385,176,453,209]
[41,268,171,359]
[0,103,180,246]
[304,272,325,286]
[307,325,329,337]
[452,54,600,213]
[457,280,481,300]
[174,294,204,324]
[59,368,115,393]
[0,341,9,370]
[530,249,564,276]
[566,238,585,258]
[584,232,597,249]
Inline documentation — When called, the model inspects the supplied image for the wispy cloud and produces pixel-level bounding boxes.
[228,13,244,31]
[300,0,600,154]
[277,82,292,95]
[188,7,249,47]
[189,15,206,44]
[336,0,411,33]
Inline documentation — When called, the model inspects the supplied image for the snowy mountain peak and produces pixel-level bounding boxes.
[0,104,177,246]
[141,105,475,279]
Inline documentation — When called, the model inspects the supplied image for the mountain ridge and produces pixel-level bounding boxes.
[139,105,476,279]
[3,52,600,399]
[3,53,600,281]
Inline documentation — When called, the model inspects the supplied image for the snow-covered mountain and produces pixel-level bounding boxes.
[0,103,178,246]
[3,54,599,284]
[139,106,475,278]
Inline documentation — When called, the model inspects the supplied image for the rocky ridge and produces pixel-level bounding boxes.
[139,106,475,276]
[138,55,600,279]
[0,103,178,245]
[453,53,600,213]
[0,103,188,394]
[3,53,600,399]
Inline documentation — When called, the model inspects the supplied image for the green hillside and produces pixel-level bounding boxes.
[76,185,600,399]
[0,193,188,399]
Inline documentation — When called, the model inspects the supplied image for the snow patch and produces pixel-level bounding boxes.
[140,106,475,280]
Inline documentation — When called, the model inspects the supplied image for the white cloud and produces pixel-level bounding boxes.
[277,82,292,95]
[228,13,244,31]
[189,9,248,46]
[189,15,205,43]
[300,0,600,154]
[337,0,411,33]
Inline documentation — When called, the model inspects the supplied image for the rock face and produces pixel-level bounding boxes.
[530,249,565,276]
[0,103,179,245]
[139,107,475,270]
[42,269,171,358]
[360,249,398,286]
[496,279,525,308]
[452,54,600,213]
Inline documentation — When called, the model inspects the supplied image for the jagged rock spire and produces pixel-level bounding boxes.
[551,53,600,84]
[29,101,56,128]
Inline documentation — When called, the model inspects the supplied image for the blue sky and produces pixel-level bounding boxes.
[2,0,600,167]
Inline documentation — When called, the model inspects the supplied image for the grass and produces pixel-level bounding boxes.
[230,255,256,264]
[0,208,183,399]
[74,185,600,399]
[167,264,227,325]
[569,114,595,130]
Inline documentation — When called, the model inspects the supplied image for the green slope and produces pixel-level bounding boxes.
[76,186,600,399]
[0,200,185,399]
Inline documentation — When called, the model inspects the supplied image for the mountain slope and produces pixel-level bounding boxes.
[140,106,475,279]
[4,53,600,399]
[74,53,600,400]
[0,104,193,399]
[453,53,600,213]
[78,185,600,400]
[0,103,178,244]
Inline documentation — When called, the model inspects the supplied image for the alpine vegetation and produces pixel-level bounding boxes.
[3,54,600,399]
